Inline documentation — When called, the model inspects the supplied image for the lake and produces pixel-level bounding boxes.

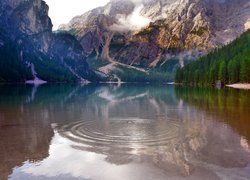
[0,84,250,180]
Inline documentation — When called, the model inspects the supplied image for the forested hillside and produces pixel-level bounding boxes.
[175,30,250,86]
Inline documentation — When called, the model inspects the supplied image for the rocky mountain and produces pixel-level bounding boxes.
[0,0,100,83]
[60,0,250,82]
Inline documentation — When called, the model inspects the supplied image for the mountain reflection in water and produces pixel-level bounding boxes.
[0,84,250,180]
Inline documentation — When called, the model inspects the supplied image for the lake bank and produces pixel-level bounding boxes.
[226,83,250,90]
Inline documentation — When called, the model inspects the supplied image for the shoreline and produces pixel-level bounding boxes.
[226,83,250,90]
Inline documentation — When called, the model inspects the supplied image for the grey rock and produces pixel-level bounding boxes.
[60,0,250,69]
[0,0,100,82]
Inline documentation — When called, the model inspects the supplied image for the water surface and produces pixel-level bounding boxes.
[0,84,250,180]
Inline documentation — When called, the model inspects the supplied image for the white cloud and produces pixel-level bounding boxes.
[110,5,151,32]
[44,0,110,30]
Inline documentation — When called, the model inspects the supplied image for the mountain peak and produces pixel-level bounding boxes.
[58,0,250,82]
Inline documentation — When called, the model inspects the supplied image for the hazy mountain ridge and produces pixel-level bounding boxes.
[60,0,250,81]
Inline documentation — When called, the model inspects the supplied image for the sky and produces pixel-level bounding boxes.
[44,0,110,30]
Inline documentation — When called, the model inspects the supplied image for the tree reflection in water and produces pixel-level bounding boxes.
[0,84,249,180]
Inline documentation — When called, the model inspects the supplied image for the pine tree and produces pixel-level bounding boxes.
[219,60,227,83]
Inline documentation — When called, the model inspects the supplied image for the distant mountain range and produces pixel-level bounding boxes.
[0,0,249,83]
[60,0,250,82]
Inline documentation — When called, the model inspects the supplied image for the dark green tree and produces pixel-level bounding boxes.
[175,30,250,86]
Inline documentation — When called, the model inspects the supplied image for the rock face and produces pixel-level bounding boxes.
[60,0,250,79]
[0,0,99,83]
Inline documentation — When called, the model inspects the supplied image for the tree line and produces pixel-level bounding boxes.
[175,30,250,86]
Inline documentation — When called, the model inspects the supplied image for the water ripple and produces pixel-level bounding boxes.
[57,118,181,148]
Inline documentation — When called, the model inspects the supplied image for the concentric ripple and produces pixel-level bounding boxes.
[57,117,181,149]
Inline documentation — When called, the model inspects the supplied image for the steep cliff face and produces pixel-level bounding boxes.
[0,0,99,83]
[60,0,250,81]
[1,0,52,38]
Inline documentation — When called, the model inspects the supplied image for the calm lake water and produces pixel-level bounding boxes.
[0,84,250,180]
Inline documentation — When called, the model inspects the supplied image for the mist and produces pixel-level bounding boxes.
[110,4,151,32]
